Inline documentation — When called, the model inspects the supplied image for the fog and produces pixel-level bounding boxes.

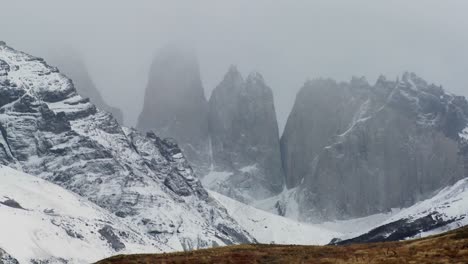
[1,0,468,130]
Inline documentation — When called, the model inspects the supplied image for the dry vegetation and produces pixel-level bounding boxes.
[96,226,468,264]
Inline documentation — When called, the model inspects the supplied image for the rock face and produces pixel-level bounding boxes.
[47,51,124,124]
[137,47,210,176]
[281,77,371,188]
[281,73,468,221]
[206,67,284,202]
[0,42,254,250]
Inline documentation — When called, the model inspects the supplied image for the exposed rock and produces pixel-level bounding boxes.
[282,73,468,221]
[98,225,126,251]
[0,198,26,210]
[207,66,284,202]
[280,77,371,188]
[0,248,19,264]
[137,46,210,176]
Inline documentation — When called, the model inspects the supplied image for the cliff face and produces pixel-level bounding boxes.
[137,47,210,175]
[206,67,284,202]
[0,42,254,250]
[280,77,371,188]
[281,73,468,221]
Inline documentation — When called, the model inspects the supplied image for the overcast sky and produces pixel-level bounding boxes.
[1,0,468,130]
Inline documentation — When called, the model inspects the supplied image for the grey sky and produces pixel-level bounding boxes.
[1,0,467,131]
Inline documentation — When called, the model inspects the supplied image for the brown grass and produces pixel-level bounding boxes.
[95,226,468,264]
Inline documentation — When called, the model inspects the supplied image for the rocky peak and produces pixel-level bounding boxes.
[206,67,284,202]
[137,45,210,176]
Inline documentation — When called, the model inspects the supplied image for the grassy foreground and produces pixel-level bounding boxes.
[96,226,468,264]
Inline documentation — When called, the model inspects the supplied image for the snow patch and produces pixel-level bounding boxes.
[460,127,468,140]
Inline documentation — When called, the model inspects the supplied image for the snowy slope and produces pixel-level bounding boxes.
[336,177,468,244]
[382,177,468,237]
[210,191,340,245]
[0,165,163,264]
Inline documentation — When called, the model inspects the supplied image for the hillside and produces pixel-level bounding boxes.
[96,225,468,264]
[0,165,159,263]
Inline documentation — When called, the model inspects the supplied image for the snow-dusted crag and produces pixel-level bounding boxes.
[206,67,285,203]
[0,42,254,253]
[136,46,210,176]
[46,50,124,124]
[281,73,468,221]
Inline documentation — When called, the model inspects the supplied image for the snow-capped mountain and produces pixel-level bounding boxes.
[281,73,468,221]
[335,175,468,244]
[206,66,285,203]
[0,41,254,253]
[0,165,163,263]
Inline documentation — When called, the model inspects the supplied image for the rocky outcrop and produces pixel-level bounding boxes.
[0,248,19,264]
[0,42,254,249]
[282,73,468,221]
[46,51,124,124]
[206,66,284,202]
[137,46,210,176]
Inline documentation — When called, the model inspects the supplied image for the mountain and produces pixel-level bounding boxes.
[281,73,468,221]
[136,46,210,176]
[206,67,285,203]
[0,165,162,263]
[46,51,124,124]
[0,41,254,252]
